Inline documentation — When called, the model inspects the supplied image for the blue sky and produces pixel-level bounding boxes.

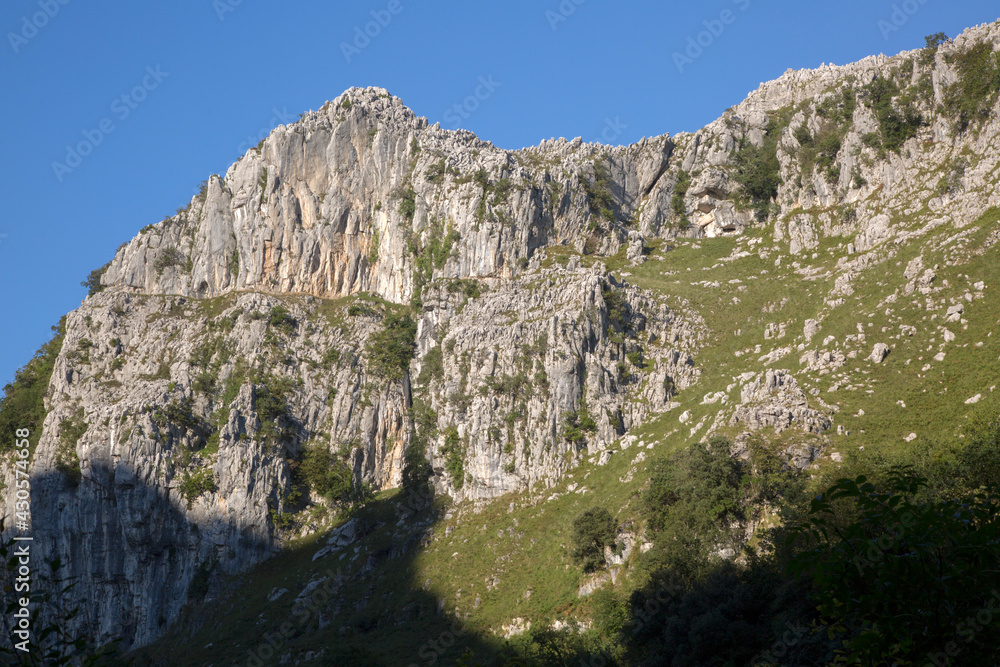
[0,0,996,387]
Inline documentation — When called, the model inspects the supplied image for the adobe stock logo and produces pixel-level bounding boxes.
[592,117,628,145]
[672,0,751,74]
[340,0,409,63]
[7,0,72,54]
[545,0,587,31]
[236,107,297,155]
[51,66,169,182]
[442,76,502,129]
[877,0,931,40]
[213,0,245,21]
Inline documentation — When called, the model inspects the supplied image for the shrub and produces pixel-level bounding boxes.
[179,467,217,506]
[919,32,948,66]
[440,426,465,489]
[398,186,417,221]
[55,408,87,485]
[862,76,922,152]
[732,116,783,220]
[571,506,616,572]
[365,311,418,382]
[582,160,615,223]
[602,283,629,335]
[368,228,379,264]
[416,346,444,385]
[445,278,481,299]
[425,158,447,184]
[155,247,187,274]
[789,470,1000,664]
[81,260,112,297]
[793,124,812,146]
[151,398,208,443]
[943,41,1000,132]
[347,302,378,318]
[267,306,298,336]
[299,443,353,504]
[642,438,744,576]
[671,170,692,227]
[321,348,341,369]
[188,558,216,601]
[562,404,596,444]
[196,179,209,203]
[489,177,513,207]
[252,373,295,445]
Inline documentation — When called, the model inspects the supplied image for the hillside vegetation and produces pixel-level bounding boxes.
[4,20,1000,667]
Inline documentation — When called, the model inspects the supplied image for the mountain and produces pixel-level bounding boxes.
[3,19,1000,665]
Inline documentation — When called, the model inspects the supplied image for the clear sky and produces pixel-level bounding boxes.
[0,0,996,387]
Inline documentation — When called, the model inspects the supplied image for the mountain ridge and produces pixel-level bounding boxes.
[2,18,1000,660]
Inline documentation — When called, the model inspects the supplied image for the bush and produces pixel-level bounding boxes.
[561,405,596,444]
[571,506,616,572]
[862,76,922,152]
[425,158,447,184]
[793,124,812,146]
[789,470,1000,664]
[602,283,629,335]
[151,398,209,446]
[398,186,417,221]
[179,468,217,506]
[245,371,296,447]
[196,179,209,203]
[365,311,417,382]
[944,41,1000,132]
[445,278,481,299]
[81,260,112,297]
[267,306,297,336]
[416,345,444,385]
[582,160,615,223]
[154,247,187,274]
[732,116,783,220]
[440,426,465,489]
[0,319,66,456]
[671,170,692,227]
[299,443,354,504]
[55,408,87,485]
[920,32,948,66]
[347,302,378,318]
[642,438,744,577]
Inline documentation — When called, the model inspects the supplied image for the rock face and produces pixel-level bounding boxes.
[100,87,675,305]
[730,370,831,437]
[4,19,1000,650]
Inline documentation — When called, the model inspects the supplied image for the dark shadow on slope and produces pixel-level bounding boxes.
[124,482,514,667]
[0,462,273,662]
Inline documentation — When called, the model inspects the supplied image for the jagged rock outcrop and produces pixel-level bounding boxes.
[4,19,1000,651]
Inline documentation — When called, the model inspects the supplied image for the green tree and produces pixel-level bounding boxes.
[732,122,782,221]
[642,438,744,577]
[0,319,65,456]
[571,506,616,572]
[789,470,1000,664]
[299,443,353,503]
[365,311,417,382]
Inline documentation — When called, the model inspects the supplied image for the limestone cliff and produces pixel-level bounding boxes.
[3,19,1000,651]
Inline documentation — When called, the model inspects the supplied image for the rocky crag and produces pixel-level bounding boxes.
[3,20,1000,651]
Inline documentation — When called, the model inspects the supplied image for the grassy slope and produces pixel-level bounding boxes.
[133,193,1000,665]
